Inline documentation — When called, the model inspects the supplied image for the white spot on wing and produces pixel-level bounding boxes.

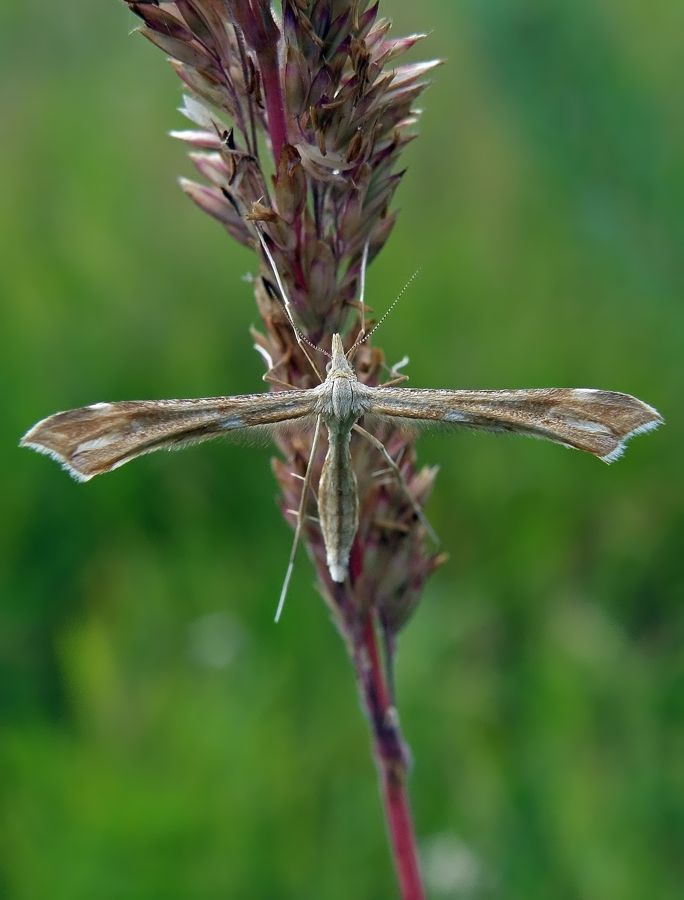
[75,436,116,452]
[572,388,600,399]
[556,417,611,435]
[444,410,469,423]
[88,402,112,411]
[220,415,244,430]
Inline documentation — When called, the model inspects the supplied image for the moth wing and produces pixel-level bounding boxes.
[367,387,662,462]
[21,390,317,481]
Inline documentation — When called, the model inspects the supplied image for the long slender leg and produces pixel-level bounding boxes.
[379,355,410,388]
[263,373,298,390]
[358,240,369,339]
[348,241,371,354]
[352,424,438,545]
[378,374,409,388]
[284,509,320,524]
[256,362,319,504]
[274,415,323,623]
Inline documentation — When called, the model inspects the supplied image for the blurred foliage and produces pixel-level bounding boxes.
[1,1,682,898]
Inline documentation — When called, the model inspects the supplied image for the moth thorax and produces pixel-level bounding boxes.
[330,377,358,424]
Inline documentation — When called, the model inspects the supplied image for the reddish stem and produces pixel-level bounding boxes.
[230,3,288,165]
[354,611,426,900]
[257,45,289,165]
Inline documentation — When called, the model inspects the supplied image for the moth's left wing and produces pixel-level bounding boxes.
[367,387,662,462]
[21,390,317,482]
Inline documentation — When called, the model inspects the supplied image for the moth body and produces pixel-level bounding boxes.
[315,335,371,427]
[318,429,358,582]
[314,334,372,582]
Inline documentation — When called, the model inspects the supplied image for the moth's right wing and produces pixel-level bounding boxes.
[20,390,317,482]
[366,387,662,462]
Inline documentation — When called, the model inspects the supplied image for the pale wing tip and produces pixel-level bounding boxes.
[600,413,664,465]
[19,435,93,483]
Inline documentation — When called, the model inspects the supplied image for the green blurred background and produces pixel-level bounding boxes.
[1,1,682,897]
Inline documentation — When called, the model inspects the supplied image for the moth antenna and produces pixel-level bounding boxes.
[275,416,323,623]
[349,266,421,356]
[255,227,329,381]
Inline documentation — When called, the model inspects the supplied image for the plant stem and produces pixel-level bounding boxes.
[257,45,289,165]
[354,609,426,899]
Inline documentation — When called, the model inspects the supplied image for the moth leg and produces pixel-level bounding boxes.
[289,470,319,505]
[257,349,299,390]
[378,373,409,388]
[263,373,298,390]
[274,415,323,623]
[359,240,369,339]
[253,337,294,387]
[348,240,371,349]
[352,424,438,545]
[260,353,313,391]
[253,337,312,391]
[378,355,410,388]
[372,518,411,534]
[284,509,320,525]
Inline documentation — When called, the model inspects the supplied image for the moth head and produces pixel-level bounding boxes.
[327,333,355,378]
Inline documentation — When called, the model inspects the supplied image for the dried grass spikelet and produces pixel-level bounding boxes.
[125,0,444,635]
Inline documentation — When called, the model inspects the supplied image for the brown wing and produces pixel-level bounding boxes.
[21,390,317,481]
[367,387,662,462]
